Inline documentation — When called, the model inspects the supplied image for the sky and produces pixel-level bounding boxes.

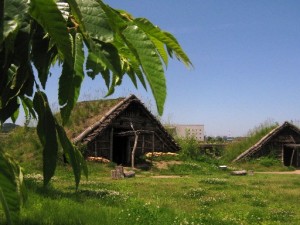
[18,0,300,136]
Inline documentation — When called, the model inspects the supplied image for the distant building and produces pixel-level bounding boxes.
[173,124,205,141]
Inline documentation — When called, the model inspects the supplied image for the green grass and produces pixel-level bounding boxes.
[1,127,44,170]
[2,123,300,224]
[0,161,298,225]
[231,156,294,172]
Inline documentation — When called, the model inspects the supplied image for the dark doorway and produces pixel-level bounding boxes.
[283,147,299,167]
[113,135,129,165]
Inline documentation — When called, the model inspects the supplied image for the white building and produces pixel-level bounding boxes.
[174,124,205,141]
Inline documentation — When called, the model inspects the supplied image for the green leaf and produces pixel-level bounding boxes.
[33,91,58,186]
[150,36,168,67]
[76,0,113,43]
[55,123,87,189]
[0,187,12,225]
[2,64,34,108]
[2,0,28,44]
[163,31,193,67]
[0,150,26,224]
[10,99,19,123]
[1,28,33,109]
[86,51,109,84]
[134,18,192,67]
[31,22,57,89]
[105,73,123,97]
[86,39,124,91]
[0,97,19,124]
[96,1,127,33]
[100,42,122,76]
[65,0,86,33]
[126,67,138,88]
[20,96,37,120]
[122,24,166,115]
[74,32,85,78]
[59,33,84,125]
[116,42,147,90]
[20,97,29,120]
[86,40,122,84]
[16,63,35,97]
[86,37,120,75]
[29,0,73,67]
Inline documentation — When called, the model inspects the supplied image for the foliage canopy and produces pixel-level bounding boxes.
[1,0,191,223]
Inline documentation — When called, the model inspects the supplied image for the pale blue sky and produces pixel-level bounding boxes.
[102,0,300,136]
[19,1,300,136]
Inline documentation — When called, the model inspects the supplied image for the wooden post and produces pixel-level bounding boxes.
[142,135,145,154]
[131,132,139,168]
[281,145,284,164]
[127,138,131,164]
[111,166,124,179]
[151,132,154,164]
[115,166,124,178]
[290,149,295,166]
[111,170,117,179]
[110,127,114,161]
[297,150,300,167]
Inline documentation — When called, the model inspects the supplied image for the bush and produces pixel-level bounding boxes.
[177,137,200,160]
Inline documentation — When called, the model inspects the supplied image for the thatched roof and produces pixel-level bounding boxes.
[64,97,125,140]
[67,95,178,150]
[233,121,300,162]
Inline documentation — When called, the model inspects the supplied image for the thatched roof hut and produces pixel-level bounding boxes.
[66,95,179,165]
[233,122,300,167]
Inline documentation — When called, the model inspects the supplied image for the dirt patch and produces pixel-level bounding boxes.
[151,175,185,178]
[152,160,183,170]
[256,170,300,175]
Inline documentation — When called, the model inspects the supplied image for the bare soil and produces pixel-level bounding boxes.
[151,175,185,178]
[152,160,183,170]
[256,170,300,175]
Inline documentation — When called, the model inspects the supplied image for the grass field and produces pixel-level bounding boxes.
[5,160,299,225]
[1,125,300,224]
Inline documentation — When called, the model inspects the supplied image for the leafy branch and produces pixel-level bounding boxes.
[1,0,191,223]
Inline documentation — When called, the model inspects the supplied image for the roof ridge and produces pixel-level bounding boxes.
[72,95,138,143]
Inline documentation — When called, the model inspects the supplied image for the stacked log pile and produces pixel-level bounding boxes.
[87,156,110,163]
[145,152,178,158]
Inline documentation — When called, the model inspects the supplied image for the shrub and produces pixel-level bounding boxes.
[177,136,200,160]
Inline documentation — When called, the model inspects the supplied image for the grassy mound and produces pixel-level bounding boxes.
[61,98,124,139]
[1,127,43,171]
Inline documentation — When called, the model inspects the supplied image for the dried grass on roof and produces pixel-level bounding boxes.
[63,98,124,139]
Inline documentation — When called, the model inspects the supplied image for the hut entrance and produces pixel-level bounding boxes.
[283,145,300,168]
[112,130,155,167]
[113,135,130,165]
